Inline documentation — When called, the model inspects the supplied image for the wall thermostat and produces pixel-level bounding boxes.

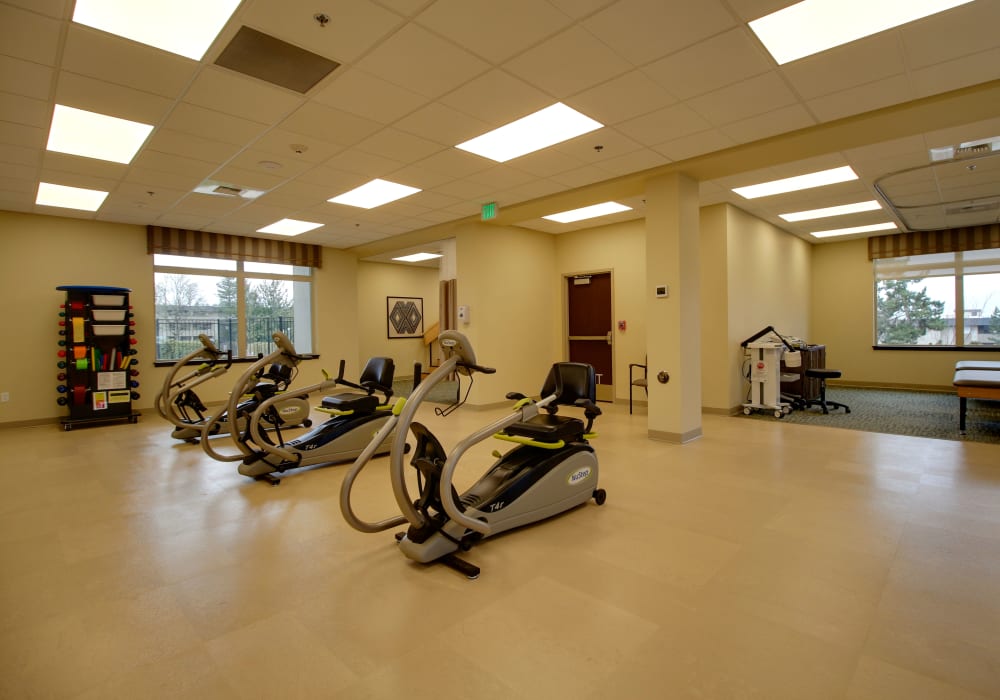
[655,285,669,298]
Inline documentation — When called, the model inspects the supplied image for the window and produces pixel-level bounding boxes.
[874,248,1000,347]
[154,254,313,361]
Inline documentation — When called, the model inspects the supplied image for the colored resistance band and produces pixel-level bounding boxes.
[72,385,87,405]
[72,317,84,339]
[69,301,84,311]
[73,345,87,360]
[75,358,88,371]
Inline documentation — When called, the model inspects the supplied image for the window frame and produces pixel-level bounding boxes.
[153,255,315,364]
[873,248,1000,350]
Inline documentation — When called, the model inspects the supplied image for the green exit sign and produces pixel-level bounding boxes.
[481,201,498,221]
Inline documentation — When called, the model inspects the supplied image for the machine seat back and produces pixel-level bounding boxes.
[504,362,597,443]
[359,357,395,394]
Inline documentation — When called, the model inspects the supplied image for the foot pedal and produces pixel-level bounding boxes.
[441,553,480,579]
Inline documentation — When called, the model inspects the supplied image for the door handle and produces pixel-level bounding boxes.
[606,331,612,345]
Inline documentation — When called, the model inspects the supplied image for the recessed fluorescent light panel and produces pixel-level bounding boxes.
[543,202,633,224]
[328,179,421,209]
[393,253,442,263]
[257,219,324,236]
[47,104,153,164]
[780,200,882,222]
[36,182,109,211]
[72,0,241,60]
[810,222,898,239]
[732,166,858,199]
[749,0,974,65]
[456,103,603,163]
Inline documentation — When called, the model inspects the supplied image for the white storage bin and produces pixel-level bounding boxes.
[92,294,125,306]
[92,309,126,322]
[92,324,126,336]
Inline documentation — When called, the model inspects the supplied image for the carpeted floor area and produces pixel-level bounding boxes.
[742,386,1000,445]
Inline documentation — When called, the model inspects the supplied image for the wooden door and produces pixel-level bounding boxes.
[567,273,613,402]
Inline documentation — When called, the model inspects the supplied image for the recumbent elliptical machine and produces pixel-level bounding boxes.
[155,333,311,442]
[340,330,606,578]
[201,331,401,485]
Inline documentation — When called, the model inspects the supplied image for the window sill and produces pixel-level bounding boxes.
[872,345,1000,352]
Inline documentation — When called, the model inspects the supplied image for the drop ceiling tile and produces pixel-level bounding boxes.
[439,69,551,126]
[0,4,61,65]
[554,127,643,165]
[242,0,401,64]
[153,212,219,231]
[925,117,1000,151]
[720,103,816,144]
[295,164,366,192]
[0,142,41,168]
[222,201,301,226]
[62,25,198,99]
[356,23,489,99]
[0,92,48,129]
[406,149,492,180]
[385,163,455,190]
[643,28,772,100]
[466,164,536,190]
[260,179,340,210]
[124,166,214,193]
[725,0,792,22]
[393,102,491,147]
[780,34,905,101]
[0,121,46,149]
[0,55,54,101]
[910,47,1000,100]
[806,75,913,123]
[161,103,269,146]
[356,127,444,162]
[688,71,798,126]
[549,164,617,189]
[225,148,314,180]
[568,70,677,127]
[545,0,617,19]
[434,179,495,201]
[184,66,303,124]
[374,0,431,17]
[584,0,736,65]
[41,151,127,180]
[653,129,735,162]
[504,26,632,98]
[416,0,573,64]
[900,1,1000,70]
[251,128,346,164]
[0,171,39,194]
[172,192,248,216]
[144,129,244,166]
[280,102,383,147]
[37,166,118,192]
[322,148,407,180]
[405,190,464,210]
[111,182,187,210]
[597,147,669,176]
[312,68,428,124]
[509,150,587,178]
[131,150,217,180]
[617,103,712,146]
[54,71,173,125]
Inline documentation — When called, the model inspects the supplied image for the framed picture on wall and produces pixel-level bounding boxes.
[387,296,424,339]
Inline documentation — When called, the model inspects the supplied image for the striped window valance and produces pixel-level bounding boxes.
[147,226,322,268]
[867,224,1000,261]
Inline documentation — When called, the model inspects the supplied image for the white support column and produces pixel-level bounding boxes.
[645,172,702,443]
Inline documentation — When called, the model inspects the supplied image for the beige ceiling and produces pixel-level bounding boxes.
[1,0,999,262]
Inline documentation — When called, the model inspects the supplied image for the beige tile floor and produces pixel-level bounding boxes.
[1,401,999,699]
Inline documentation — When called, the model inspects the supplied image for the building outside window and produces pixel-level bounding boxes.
[874,248,1000,347]
[153,253,313,361]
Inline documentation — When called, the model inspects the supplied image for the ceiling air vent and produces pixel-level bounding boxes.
[945,202,1000,216]
[954,143,991,158]
[213,185,243,196]
[215,26,340,94]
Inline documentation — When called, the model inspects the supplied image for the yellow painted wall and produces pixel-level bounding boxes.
[554,219,646,402]
[0,210,360,425]
[811,237,1000,388]
[699,204,730,411]
[454,222,559,404]
[356,261,439,380]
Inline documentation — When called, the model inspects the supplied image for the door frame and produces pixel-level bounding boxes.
[562,268,615,402]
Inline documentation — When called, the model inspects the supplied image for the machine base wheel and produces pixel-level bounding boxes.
[593,488,607,505]
[743,407,751,415]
